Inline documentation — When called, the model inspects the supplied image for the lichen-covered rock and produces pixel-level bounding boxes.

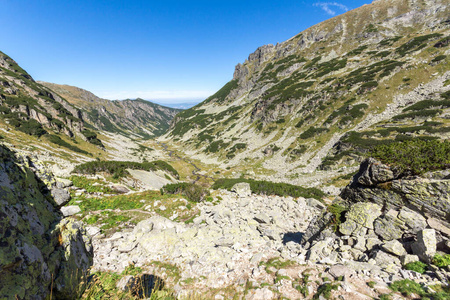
[357,158,395,186]
[382,240,407,257]
[0,145,92,299]
[374,215,404,241]
[339,203,382,236]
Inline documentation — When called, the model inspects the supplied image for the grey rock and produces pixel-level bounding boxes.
[373,250,402,269]
[398,207,427,234]
[328,264,355,279]
[366,237,382,251]
[374,215,404,241]
[401,254,419,266]
[382,240,407,257]
[61,205,81,217]
[412,229,437,263]
[51,188,71,206]
[427,218,450,238]
[339,203,382,235]
[306,198,327,210]
[357,158,395,186]
[56,178,73,188]
[254,213,271,224]
[231,182,251,197]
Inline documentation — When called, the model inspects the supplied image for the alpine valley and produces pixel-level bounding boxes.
[1,0,450,299]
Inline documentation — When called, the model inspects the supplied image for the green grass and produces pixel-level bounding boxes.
[404,261,427,274]
[69,175,116,194]
[46,134,90,155]
[258,257,296,274]
[432,254,450,268]
[211,178,325,200]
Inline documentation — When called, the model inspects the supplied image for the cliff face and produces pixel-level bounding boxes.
[40,82,182,138]
[0,144,93,299]
[0,52,85,138]
[166,0,450,182]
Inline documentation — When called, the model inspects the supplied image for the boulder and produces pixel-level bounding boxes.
[412,229,437,263]
[357,158,395,186]
[231,182,251,197]
[51,188,71,206]
[56,178,73,189]
[61,205,81,217]
[372,250,401,270]
[374,215,404,241]
[339,203,382,236]
[397,207,427,234]
[382,240,407,257]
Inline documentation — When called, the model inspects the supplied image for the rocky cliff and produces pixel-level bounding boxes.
[165,0,450,183]
[0,143,93,299]
[40,82,182,138]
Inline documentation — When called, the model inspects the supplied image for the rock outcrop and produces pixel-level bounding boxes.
[0,144,93,299]
[301,158,450,281]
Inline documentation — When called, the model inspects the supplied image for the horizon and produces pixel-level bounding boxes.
[2,0,371,104]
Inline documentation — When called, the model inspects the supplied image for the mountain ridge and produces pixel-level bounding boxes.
[164,0,450,185]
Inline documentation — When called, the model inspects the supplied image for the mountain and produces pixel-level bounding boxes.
[165,0,450,182]
[0,51,85,138]
[39,82,182,138]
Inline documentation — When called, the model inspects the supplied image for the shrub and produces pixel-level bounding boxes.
[46,134,89,155]
[161,182,209,202]
[370,139,450,175]
[432,55,447,62]
[328,204,347,232]
[405,261,427,274]
[211,178,325,200]
[82,129,104,147]
[73,160,179,179]
[389,279,425,297]
[300,127,329,139]
[432,254,450,268]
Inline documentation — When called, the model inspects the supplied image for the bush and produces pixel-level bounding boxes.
[73,160,179,179]
[389,279,425,297]
[161,182,209,202]
[82,129,104,147]
[211,178,325,200]
[405,261,427,274]
[370,139,450,175]
[432,254,450,268]
[300,127,329,139]
[46,134,90,155]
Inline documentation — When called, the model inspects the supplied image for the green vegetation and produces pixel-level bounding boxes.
[396,33,443,56]
[212,178,325,200]
[327,204,347,232]
[370,139,450,175]
[392,109,441,120]
[203,79,238,104]
[3,112,48,137]
[432,55,447,62]
[161,182,210,202]
[403,99,450,112]
[432,254,450,268]
[73,160,179,179]
[404,261,427,274]
[82,129,104,147]
[389,279,425,297]
[258,257,296,274]
[46,134,90,155]
[70,175,116,194]
[313,283,339,299]
[205,140,230,153]
[300,126,329,139]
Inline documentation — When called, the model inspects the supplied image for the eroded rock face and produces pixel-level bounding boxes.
[341,158,450,222]
[0,144,92,299]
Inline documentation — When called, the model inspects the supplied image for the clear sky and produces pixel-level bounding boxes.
[1,0,371,104]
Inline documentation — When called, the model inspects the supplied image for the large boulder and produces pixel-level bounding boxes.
[0,145,92,299]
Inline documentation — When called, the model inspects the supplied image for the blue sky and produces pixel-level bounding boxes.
[1,0,371,103]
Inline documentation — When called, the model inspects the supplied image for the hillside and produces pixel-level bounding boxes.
[164,0,450,185]
[40,82,181,138]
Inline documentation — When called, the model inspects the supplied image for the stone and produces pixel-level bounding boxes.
[366,237,382,251]
[61,205,81,217]
[382,240,407,257]
[248,287,275,300]
[373,250,402,270]
[397,208,427,234]
[427,218,450,237]
[356,158,395,186]
[401,254,419,266]
[56,178,73,188]
[329,265,355,279]
[231,182,251,197]
[374,215,404,241]
[307,238,334,262]
[339,203,382,235]
[51,188,71,206]
[306,198,327,210]
[412,229,437,263]
[254,213,271,224]
[302,212,334,245]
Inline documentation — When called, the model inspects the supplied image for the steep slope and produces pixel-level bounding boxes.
[0,52,85,138]
[40,82,182,138]
[165,0,450,183]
